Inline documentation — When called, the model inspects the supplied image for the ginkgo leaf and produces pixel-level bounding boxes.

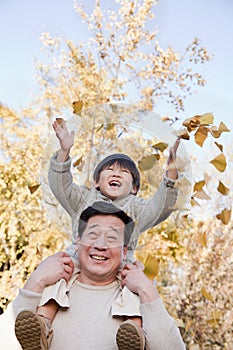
[143,253,160,280]
[216,208,232,225]
[194,180,205,192]
[217,181,230,196]
[214,141,223,152]
[56,117,65,125]
[209,126,221,138]
[194,125,209,147]
[138,154,160,171]
[201,287,213,301]
[106,122,115,131]
[152,142,168,152]
[193,189,211,200]
[196,232,207,247]
[210,153,227,172]
[190,197,201,207]
[73,156,84,170]
[200,112,214,125]
[36,245,43,257]
[72,100,83,115]
[182,115,201,132]
[175,129,190,140]
[218,121,230,133]
[28,184,40,194]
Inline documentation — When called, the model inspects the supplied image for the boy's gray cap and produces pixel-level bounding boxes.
[93,153,136,180]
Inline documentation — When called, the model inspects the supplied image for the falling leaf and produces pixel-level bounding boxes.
[36,245,43,257]
[218,121,230,133]
[138,154,160,171]
[199,112,214,125]
[216,208,232,225]
[73,156,84,170]
[106,122,115,131]
[56,117,65,126]
[193,189,211,200]
[28,184,40,194]
[143,253,160,280]
[190,197,201,207]
[209,126,221,138]
[182,115,201,132]
[194,180,205,192]
[194,125,209,147]
[72,100,83,115]
[210,153,227,172]
[214,142,223,152]
[196,232,207,247]
[152,142,168,152]
[175,129,190,140]
[201,287,213,301]
[217,181,230,196]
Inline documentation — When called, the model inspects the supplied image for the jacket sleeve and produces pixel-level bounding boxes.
[48,154,86,217]
[136,176,178,233]
[141,299,186,350]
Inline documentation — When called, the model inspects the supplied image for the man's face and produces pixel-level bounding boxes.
[76,214,127,285]
[94,163,137,200]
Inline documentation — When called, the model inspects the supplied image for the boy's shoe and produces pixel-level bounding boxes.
[15,310,53,350]
[116,320,146,350]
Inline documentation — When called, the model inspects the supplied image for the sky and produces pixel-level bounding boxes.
[0,0,233,138]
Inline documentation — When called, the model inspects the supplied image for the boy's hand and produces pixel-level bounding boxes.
[53,119,75,162]
[121,261,159,303]
[53,119,74,151]
[24,252,74,293]
[166,137,180,180]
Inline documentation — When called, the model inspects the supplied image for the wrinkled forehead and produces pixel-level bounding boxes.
[83,215,125,233]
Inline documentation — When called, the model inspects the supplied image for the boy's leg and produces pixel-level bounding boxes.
[15,300,59,350]
[116,316,145,350]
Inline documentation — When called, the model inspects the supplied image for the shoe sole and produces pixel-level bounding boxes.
[116,321,145,350]
[15,311,44,350]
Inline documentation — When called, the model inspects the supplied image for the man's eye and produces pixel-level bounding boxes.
[89,232,98,239]
[106,235,117,241]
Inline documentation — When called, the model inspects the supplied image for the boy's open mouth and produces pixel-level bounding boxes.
[109,180,121,187]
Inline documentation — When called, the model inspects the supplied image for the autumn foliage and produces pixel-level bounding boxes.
[0,1,232,349]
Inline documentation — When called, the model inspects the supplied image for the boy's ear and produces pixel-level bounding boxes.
[93,179,99,188]
[131,185,137,195]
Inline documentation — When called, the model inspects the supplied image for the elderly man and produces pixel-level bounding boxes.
[4,201,185,349]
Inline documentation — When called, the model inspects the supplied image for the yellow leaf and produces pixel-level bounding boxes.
[143,253,160,280]
[175,129,190,140]
[193,189,211,200]
[217,181,230,196]
[152,142,168,152]
[182,115,201,132]
[73,156,84,170]
[194,125,209,147]
[216,208,232,225]
[209,126,221,138]
[193,180,205,192]
[196,232,207,247]
[56,117,66,126]
[138,154,160,171]
[200,112,214,125]
[218,121,230,133]
[210,153,227,172]
[190,197,201,207]
[201,287,213,301]
[214,142,223,152]
[28,184,40,194]
[72,100,83,115]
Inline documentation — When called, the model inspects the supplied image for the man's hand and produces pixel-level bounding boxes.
[24,252,74,293]
[121,261,159,303]
[53,119,75,162]
[166,137,180,180]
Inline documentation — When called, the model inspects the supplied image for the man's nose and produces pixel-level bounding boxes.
[94,235,107,249]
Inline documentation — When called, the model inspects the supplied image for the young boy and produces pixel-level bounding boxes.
[15,119,180,350]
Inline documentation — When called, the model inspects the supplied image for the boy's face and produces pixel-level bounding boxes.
[94,162,137,200]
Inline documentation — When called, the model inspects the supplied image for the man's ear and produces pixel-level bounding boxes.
[123,246,128,260]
